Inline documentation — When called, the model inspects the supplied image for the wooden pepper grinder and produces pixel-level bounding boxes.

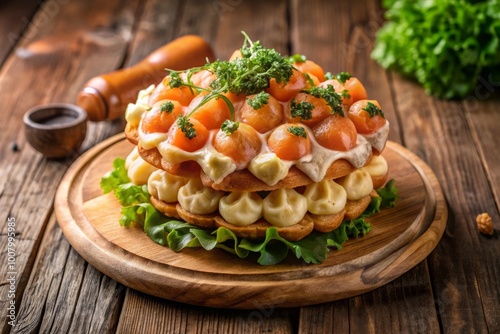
[77,35,215,122]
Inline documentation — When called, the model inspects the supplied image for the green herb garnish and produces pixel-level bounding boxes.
[362,102,385,118]
[287,126,307,138]
[168,71,183,88]
[247,91,270,110]
[372,0,500,99]
[221,119,239,135]
[176,115,196,139]
[166,32,294,139]
[303,85,344,116]
[290,99,314,121]
[209,32,294,95]
[335,72,351,85]
[160,101,174,113]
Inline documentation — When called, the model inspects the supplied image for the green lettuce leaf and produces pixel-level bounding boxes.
[372,0,500,99]
[100,158,397,265]
[100,158,130,193]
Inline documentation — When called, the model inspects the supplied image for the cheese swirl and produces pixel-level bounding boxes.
[262,188,308,227]
[148,170,189,203]
[178,178,224,215]
[304,179,347,215]
[125,147,158,185]
[219,192,263,226]
[341,169,373,200]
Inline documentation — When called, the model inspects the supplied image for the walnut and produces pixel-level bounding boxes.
[476,213,494,235]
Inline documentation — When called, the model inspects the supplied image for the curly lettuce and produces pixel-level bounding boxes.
[372,0,500,99]
[101,158,398,265]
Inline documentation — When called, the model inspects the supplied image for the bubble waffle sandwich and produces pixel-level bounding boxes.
[119,33,391,244]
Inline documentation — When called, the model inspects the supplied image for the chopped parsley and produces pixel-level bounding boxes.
[167,32,294,139]
[334,72,351,84]
[290,99,314,121]
[287,126,307,138]
[341,89,351,100]
[168,71,183,88]
[160,101,174,113]
[302,85,344,116]
[362,102,385,118]
[176,115,196,139]
[247,91,270,110]
[209,32,294,95]
[221,119,239,135]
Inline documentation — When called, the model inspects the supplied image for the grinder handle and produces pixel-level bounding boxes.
[77,35,215,122]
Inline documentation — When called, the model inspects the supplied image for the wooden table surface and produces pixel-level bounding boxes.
[1,0,499,333]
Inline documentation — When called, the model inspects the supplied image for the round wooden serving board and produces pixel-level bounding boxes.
[55,133,447,309]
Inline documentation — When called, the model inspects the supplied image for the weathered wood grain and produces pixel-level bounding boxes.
[213,0,289,59]
[464,94,500,213]
[117,289,295,334]
[0,0,141,333]
[390,73,500,332]
[0,0,40,66]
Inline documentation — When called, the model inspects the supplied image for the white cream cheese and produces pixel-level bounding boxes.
[147,169,189,203]
[303,179,347,215]
[248,152,293,186]
[125,85,155,127]
[125,147,158,185]
[219,192,263,226]
[363,121,389,153]
[177,178,224,215]
[294,129,372,183]
[262,188,308,227]
[341,169,373,200]
[362,155,388,177]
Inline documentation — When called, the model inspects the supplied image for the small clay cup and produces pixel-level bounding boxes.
[23,103,87,158]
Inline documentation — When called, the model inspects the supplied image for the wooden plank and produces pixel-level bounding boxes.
[212,0,289,59]
[464,94,500,212]
[117,290,294,334]
[68,264,126,333]
[300,263,440,333]
[290,0,441,333]
[390,72,500,332]
[0,0,142,332]
[0,0,40,66]
[10,217,125,334]
[125,0,182,66]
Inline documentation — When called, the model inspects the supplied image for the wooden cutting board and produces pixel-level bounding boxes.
[55,134,447,309]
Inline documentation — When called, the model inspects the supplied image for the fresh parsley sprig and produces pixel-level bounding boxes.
[302,85,344,116]
[362,102,385,118]
[160,101,174,113]
[290,99,314,121]
[164,32,294,139]
[221,119,239,135]
[247,91,270,110]
[288,126,307,138]
[176,115,196,139]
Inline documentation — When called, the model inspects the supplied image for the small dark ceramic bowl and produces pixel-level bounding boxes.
[23,103,87,158]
